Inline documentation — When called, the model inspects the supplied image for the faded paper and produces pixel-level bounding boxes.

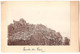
[1,1,79,52]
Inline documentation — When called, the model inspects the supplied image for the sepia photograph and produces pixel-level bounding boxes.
[7,1,70,45]
[1,1,79,52]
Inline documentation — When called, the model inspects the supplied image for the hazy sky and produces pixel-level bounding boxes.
[7,1,70,38]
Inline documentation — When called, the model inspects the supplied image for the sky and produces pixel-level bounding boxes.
[7,1,70,38]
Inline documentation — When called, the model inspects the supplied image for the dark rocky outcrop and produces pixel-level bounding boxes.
[8,18,70,45]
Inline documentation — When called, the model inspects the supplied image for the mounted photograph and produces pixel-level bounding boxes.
[1,1,79,52]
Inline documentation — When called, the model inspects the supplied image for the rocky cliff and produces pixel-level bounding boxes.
[8,18,70,45]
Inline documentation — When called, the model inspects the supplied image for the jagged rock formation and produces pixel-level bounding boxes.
[8,18,70,45]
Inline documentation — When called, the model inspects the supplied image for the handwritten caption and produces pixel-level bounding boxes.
[23,47,45,52]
